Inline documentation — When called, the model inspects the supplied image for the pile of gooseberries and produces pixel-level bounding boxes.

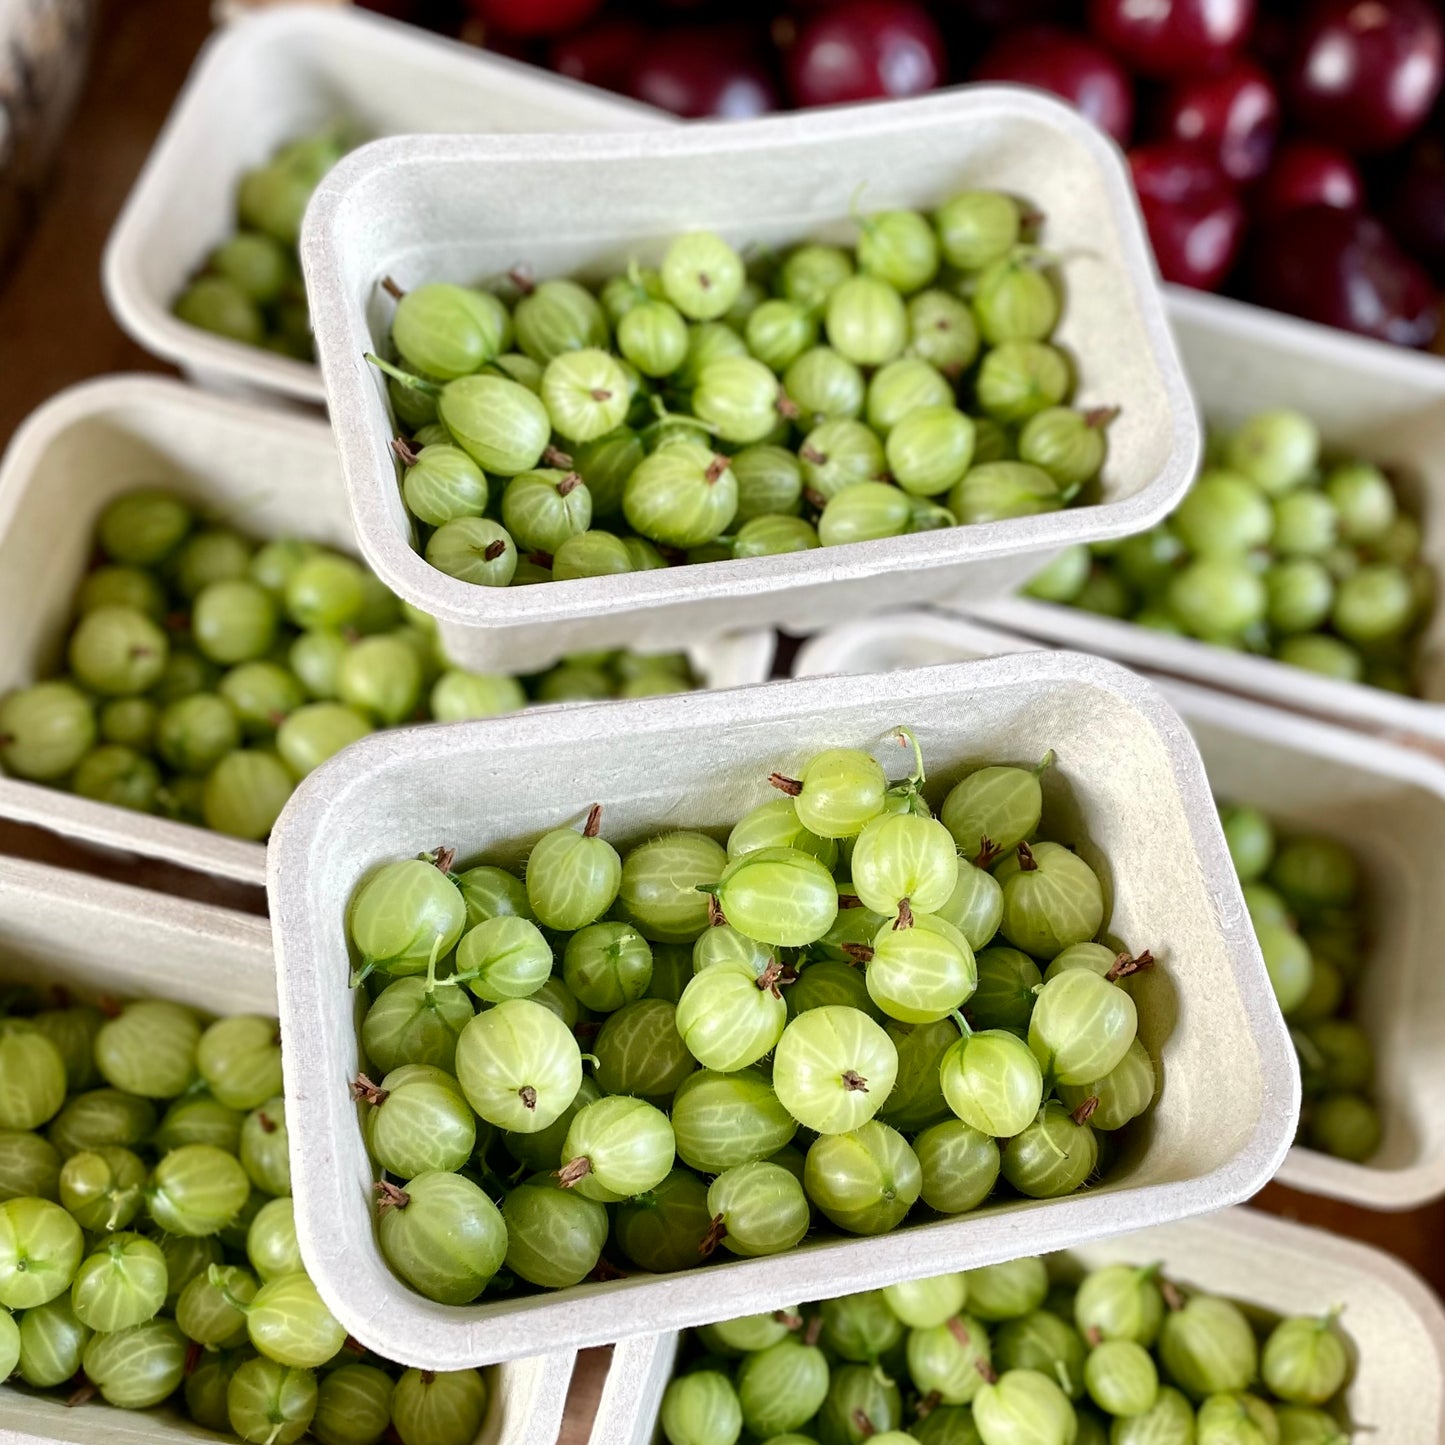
[656,1254,1355,1445]
[0,988,492,1445]
[1027,406,1433,695]
[173,127,350,359]
[0,486,699,840]
[369,193,1111,587]
[1219,805,1380,1164]
[346,733,1163,1301]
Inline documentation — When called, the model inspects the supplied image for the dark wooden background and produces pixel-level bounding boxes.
[3,4,1441,1437]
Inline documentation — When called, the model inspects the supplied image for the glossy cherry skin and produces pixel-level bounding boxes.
[1088,0,1256,79]
[626,24,780,118]
[783,0,946,108]
[1251,139,1363,225]
[1130,141,1246,290]
[1286,0,1445,153]
[1156,59,1279,183]
[1248,205,1440,347]
[972,24,1134,146]
[1387,130,1445,271]
[549,14,651,91]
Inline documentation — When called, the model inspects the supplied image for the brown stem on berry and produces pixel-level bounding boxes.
[769,772,803,796]
[590,1256,627,1282]
[852,1410,877,1439]
[483,540,507,562]
[420,1370,437,1385]
[972,836,1004,869]
[916,1391,943,1420]
[842,1069,869,1092]
[590,389,613,403]
[1085,1325,1103,1348]
[97,994,123,1019]
[583,804,603,838]
[1084,406,1120,430]
[975,1359,998,1384]
[257,1110,278,1134]
[894,898,915,931]
[841,943,874,964]
[65,1379,97,1408]
[699,1214,728,1257]
[705,454,730,485]
[657,544,688,565]
[803,487,829,511]
[427,846,456,875]
[708,893,726,928]
[556,1156,592,1188]
[374,1180,410,1214]
[507,266,535,296]
[1071,1096,1100,1126]
[518,1085,538,1112]
[542,444,573,468]
[800,444,826,465]
[350,1075,389,1107]
[558,472,583,496]
[1017,840,1038,872]
[528,550,555,570]
[837,892,862,910]
[803,1314,824,1347]
[1107,950,1155,981]
[946,1317,971,1348]
[757,960,789,997]
[391,436,420,468]
[1161,1279,1185,1313]
[774,1309,804,1330]
[344,1335,367,1356]
[381,276,405,301]
[777,391,801,420]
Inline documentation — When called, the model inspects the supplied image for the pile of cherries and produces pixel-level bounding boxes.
[357,0,1445,354]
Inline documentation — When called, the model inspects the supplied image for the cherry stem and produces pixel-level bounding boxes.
[556,1156,592,1189]
[365,353,443,397]
[374,1180,410,1214]
[380,276,405,301]
[584,804,603,838]
[1016,841,1038,873]
[350,1074,389,1107]
[391,436,420,468]
[1107,950,1154,981]
[699,1214,728,1258]
[842,1069,869,1093]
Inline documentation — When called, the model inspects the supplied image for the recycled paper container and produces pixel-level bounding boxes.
[970,285,1445,745]
[587,1207,1445,1445]
[300,86,1201,672]
[0,854,574,1445]
[0,374,771,887]
[795,608,1445,1210]
[101,4,664,405]
[267,651,1298,1368]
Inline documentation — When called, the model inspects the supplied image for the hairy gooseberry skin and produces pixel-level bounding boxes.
[454,998,582,1134]
[671,1068,796,1173]
[378,1171,507,1305]
[995,842,1106,959]
[526,815,622,931]
[82,1317,188,1408]
[717,847,839,947]
[707,1160,811,1257]
[1002,1101,1099,1199]
[773,1006,899,1135]
[940,1027,1044,1138]
[391,1367,489,1445]
[804,1121,921,1235]
[660,1369,742,1445]
[915,1118,1001,1215]
[1159,1294,1259,1400]
[502,1175,608,1289]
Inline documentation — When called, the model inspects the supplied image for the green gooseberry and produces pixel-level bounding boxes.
[908,1314,994,1406]
[1001,1101,1099,1198]
[1332,564,1413,645]
[429,669,526,721]
[542,347,631,443]
[949,461,1062,525]
[1267,559,1335,634]
[391,1366,490,1445]
[1025,545,1091,603]
[82,1317,187,1408]
[661,232,746,321]
[71,744,159,811]
[976,342,1071,424]
[973,1368,1077,1444]
[284,554,365,630]
[1195,1392,1280,1445]
[746,298,818,371]
[735,515,820,557]
[940,1027,1043,1137]
[1226,410,1319,495]
[935,191,1020,271]
[423,514,522,590]
[1277,635,1364,683]
[694,355,785,444]
[312,1363,394,1445]
[0,682,97,780]
[512,277,607,363]
[887,405,976,497]
[17,1294,91,1388]
[826,274,907,366]
[1308,1093,1381,1160]
[1019,406,1112,492]
[972,255,1060,345]
[820,1361,903,1445]
[176,276,264,344]
[623,442,738,548]
[69,605,169,696]
[77,563,166,619]
[1173,470,1274,558]
[1273,489,1338,556]
[1084,1338,1158,1417]
[391,282,509,380]
[1325,462,1396,542]
[857,208,940,295]
[799,417,887,501]
[731,443,804,521]
[1167,557,1267,638]
[376,1170,506,1305]
[553,529,635,579]
[906,288,980,376]
[1158,1294,1258,1400]
[779,243,854,310]
[1261,1313,1350,1406]
[819,481,913,547]
[784,346,866,423]
[400,443,488,527]
[617,298,689,377]
[0,1130,62,1201]
[803,1120,921,1235]
[661,1369,743,1445]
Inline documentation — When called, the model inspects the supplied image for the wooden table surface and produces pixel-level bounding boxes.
[3,3,1442,1441]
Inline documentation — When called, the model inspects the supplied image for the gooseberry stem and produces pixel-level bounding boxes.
[1084,406,1120,430]
[1016,841,1038,873]
[556,1156,592,1189]
[350,1075,389,1107]
[1034,750,1056,777]
[851,1410,877,1439]
[946,1317,971,1347]
[841,1069,869,1093]
[1071,1096,1099,1126]
[893,898,915,931]
[207,1264,251,1313]
[583,804,603,838]
[972,836,1004,869]
[518,1085,538,1112]
[1160,1279,1185,1312]
[380,276,406,301]
[375,1180,410,1214]
[768,773,803,796]
[364,353,443,398]
[916,1391,942,1420]
[803,1314,823,1347]
[1107,950,1154,981]
[391,436,420,468]
[542,444,574,468]
[699,1214,728,1258]
[841,943,874,965]
[890,725,926,785]
[950,1009,973,1037]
